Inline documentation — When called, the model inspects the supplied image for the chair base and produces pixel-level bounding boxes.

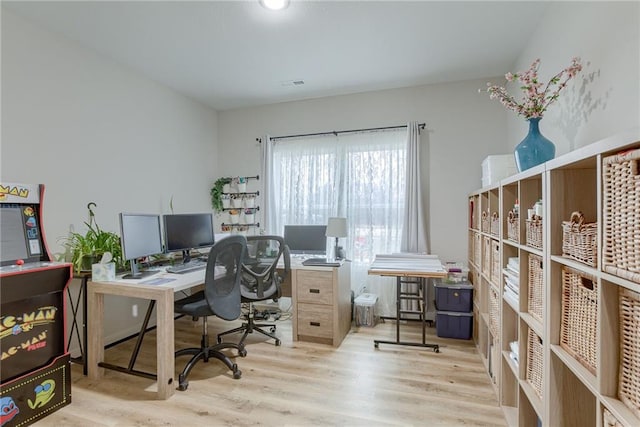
[175,342,246,391]
[218,319,281,347]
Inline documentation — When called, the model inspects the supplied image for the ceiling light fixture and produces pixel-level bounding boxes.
[260,0,289,11]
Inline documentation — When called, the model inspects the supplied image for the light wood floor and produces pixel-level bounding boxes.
[35,315,505,426]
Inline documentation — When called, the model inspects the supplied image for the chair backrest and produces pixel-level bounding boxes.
[204,235,247,321]
[242,235,290,301]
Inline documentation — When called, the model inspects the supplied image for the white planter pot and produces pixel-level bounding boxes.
[230,214,240,224]
[223,183,231,193]
[232,198,243,208]
[244,197,256,208]
[244,214,255,224]
[222,198,231,209]
[236,182,247,193]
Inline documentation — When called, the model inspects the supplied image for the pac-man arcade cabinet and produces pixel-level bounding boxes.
[0,183,72,426]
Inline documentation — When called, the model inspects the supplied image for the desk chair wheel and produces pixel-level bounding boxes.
[275,338,281,346]
[238,348,247,357]
[233,367,242,380]
[177,376,189,391]
[270,326,276,333]
[434,347,440,353]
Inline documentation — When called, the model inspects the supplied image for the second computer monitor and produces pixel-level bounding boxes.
[284,224,327,255]
[119,213,163,279]
[163,213,215,262]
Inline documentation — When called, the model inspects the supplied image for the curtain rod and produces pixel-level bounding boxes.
[257,123,425,143]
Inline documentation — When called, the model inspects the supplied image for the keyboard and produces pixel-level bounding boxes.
[166,262,207,274]
[302,258,341,267]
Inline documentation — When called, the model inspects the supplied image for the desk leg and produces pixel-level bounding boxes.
[374,277,439,352]
[87,286,105,380]
[156,289,175,399]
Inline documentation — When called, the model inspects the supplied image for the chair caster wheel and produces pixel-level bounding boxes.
[270,327,276,333]
[239,348,247,357]
[233,369,242,379]
[275,339,281,346]
[177,381,189,391]
[434,347,440,353]
[217,336,223,344]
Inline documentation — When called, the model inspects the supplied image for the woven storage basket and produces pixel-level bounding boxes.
[526,328,544,399]
[562,211,597,267]
[483,236,491,277]
[489,285,500,336]
[527,254,544,323]
[526,218,543,249]
[491,240,501,284]
[468,232,474,263]
[507,211,520,243]
[603,148,640,284]
[560,267,598,374]
[490,212,499,237]
[474,232,482,267]
[619,288,640,420]
[481,211,490,234]
[603,409,623,427]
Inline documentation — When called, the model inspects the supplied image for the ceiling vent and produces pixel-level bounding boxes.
[281,80,305,87]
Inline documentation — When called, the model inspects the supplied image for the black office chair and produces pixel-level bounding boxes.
[217,235,290,347]
[174,235,247,391]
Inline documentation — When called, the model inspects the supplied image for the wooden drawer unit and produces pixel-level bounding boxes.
[296,270,333,304]
[297,303,333,338]
[291,261,351,347]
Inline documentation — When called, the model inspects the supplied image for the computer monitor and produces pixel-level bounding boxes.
[283,224,327,255]
[163,213,215,263]
[119,213,163,279]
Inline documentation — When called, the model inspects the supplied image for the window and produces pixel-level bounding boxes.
[271,129,407,313]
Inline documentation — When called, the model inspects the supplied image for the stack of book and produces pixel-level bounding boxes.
[503,257,520,307]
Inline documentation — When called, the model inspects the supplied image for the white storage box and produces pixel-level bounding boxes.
[354,293,378,326]
[482,154,517,187]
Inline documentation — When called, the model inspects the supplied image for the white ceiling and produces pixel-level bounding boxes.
[2,1,549,111]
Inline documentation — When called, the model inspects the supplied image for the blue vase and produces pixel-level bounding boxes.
[514,118,555,172]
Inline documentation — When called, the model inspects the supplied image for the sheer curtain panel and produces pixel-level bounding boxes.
[270,129,407,315]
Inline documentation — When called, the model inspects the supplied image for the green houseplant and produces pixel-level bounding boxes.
[210,177,230,213]
[62,202,125,273]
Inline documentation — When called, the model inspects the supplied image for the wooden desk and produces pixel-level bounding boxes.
[88,269,206,400]
[368,254,446,351]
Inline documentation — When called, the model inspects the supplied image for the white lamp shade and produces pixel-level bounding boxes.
[326,217,347,238]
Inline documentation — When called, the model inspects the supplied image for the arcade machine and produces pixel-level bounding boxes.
[0,183,72,426]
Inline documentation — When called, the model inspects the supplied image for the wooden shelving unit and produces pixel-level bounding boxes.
[468,128,640,426]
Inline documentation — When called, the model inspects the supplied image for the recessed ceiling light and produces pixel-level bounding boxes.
[260,0,290,11]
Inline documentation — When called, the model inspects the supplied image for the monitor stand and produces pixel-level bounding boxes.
[122,259,158,279]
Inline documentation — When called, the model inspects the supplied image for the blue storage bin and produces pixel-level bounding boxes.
[436,311,473,340]
[434,279,473,312]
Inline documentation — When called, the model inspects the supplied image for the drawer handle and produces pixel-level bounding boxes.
[309,289,320,294]
[310,321,321,327]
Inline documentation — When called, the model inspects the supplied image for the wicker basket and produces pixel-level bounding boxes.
[526,217,543,249]
[562,211,597,267]
[483,236,491,277]
[526,328,544,399]
[603,148,640,284]
[481,211,490,234]
[560,267,598,374]
[507,211,520,243]
[619,288,640,420]
[474,232,482,267]
[603,409,623,427]
[491,240,501,284]
[490,212,499,237]
[527,254,544,323]
[489,285,500,336]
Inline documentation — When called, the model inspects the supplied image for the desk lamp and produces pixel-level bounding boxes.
[326,217,347,261]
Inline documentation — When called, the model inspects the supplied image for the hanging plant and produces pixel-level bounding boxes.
[210,177,231,212]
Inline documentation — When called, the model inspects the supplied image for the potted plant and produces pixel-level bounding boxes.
[210,177,231,213]
[61,202,125,273]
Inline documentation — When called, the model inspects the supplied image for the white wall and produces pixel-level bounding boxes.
[506,2,640,153]
[1,10,220,345]
[218,79,509,263]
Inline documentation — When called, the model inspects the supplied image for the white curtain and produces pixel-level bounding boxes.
[260,135,278,234]
[270,129,407,315]
[400,121,430,317]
